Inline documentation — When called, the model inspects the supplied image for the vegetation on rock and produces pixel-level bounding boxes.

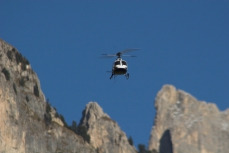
[46,100,52,114]
[15,51,30,70]
[26,95,29,102]
[13,83,17,94]
[128,136,134,146]
[138,144,154,153]
[68,121,78,134]
[2,68,10,81]
[7,50,13,61]
[33,83,39,97]
[19,77,25,86]
[77,125,90,143]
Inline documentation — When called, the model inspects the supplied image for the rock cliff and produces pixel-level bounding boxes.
[0,38,136,153]
[80,102,137,153]
[0,39,95,153]
[2,39,228,153]
[148,85,229,153]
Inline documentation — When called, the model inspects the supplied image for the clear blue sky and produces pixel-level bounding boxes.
[1,1,229,148]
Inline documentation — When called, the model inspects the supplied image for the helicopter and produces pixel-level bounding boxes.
[101,49,139,80]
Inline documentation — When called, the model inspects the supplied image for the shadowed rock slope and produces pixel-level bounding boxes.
[149,85,229,153]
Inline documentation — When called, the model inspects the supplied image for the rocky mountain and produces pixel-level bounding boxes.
[0,38,136,153]
[148,85,229,153]
[1,38,229,153]
[80,102,137,153]
[0,39,97,153]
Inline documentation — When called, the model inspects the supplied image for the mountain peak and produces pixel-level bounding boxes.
[86,102,109,119]
[149,85,229,153]
[80,102,110,128]
[80,102,137,153]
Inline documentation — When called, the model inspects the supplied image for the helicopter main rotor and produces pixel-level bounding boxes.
[101,48,139,58]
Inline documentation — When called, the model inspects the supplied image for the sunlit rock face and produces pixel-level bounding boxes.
[80,102,137,153]
[148,85,229,153]
[0,39,137,153]
[4,38,229,153]
[0,39,96,153]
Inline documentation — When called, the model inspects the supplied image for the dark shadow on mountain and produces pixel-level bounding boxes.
[159,129,173,153]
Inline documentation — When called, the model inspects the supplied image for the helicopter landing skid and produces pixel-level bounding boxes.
[125,73,129,80]
[110,73,114,79]
[109,73,129,80]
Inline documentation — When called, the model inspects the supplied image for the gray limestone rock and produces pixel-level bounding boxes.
[148,85,229,153]
[0,39,96,153]
[4,38,228,153]
[0,38,137,153]
[80,102,137,153]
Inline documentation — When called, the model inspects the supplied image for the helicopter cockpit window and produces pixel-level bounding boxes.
[122,61,127,65]
[115,61,120,65]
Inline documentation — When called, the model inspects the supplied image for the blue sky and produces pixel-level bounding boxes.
[1,1,229,148]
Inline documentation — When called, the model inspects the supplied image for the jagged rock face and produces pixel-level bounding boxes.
[80,102,137,153]
[148,85,229,153]
[0,39,96,153]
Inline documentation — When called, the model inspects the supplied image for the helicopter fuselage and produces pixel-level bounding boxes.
[112,58,127,74]
[110,58,129,79]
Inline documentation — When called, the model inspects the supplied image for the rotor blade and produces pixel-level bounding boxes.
[99,56,115,59]
[122,55,137,57]
[120,48,140,54]
[101,54,116,57]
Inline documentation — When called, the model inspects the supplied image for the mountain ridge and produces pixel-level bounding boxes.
[1,38,229,153]
[148,85,229,153]
[0,38,136,153]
